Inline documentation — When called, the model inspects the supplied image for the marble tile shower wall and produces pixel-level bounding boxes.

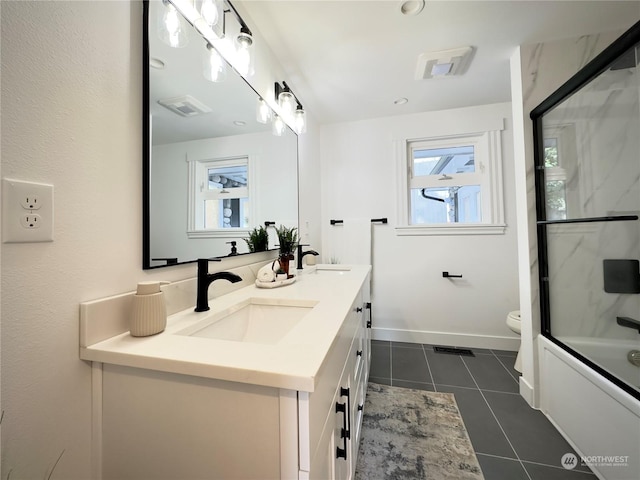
[544,58,640,340]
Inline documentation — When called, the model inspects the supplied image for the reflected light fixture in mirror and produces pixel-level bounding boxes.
[200,0,222,27]
[256,98,271,124]
[272,114,285,136]
[203,43,227,82]
[294,106,307,134]
[158,0,189,48]
[235,27,254,76]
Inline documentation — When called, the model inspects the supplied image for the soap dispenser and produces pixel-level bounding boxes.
[130,281,169,337]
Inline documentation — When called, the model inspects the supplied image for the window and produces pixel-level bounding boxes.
[543,135,567,221]
[396,130,505,235]
[187,156,253,238]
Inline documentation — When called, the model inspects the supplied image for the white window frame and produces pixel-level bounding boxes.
[186,154,255,239]
[395,128,506,236]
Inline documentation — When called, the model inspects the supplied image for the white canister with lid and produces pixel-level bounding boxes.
[130,281,169,337]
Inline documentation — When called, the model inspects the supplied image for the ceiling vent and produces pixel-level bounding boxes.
[158,95,212,117]
[415,46,475,80]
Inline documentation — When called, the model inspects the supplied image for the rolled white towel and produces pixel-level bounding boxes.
[257,263,276,283]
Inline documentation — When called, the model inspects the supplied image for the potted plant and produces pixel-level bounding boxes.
[244,226,269,253]
[275,224,298,276]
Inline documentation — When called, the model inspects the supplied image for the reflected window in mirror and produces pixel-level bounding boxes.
[198,157,249,230]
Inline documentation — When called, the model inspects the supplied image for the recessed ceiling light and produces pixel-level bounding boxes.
[394,97,408,105]
[400,0,425,16]
[150,57,165,69]
[233,120,247,126]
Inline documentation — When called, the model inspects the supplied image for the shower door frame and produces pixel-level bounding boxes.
[530,20,640,402]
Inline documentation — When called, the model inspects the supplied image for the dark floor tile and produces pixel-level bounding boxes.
[437,385,516,459]
[391,345,431,383]
[462,355,519,393]
[392,379,434,391]
[495,355,521,383]
[391,341,422,349]
[368,376,391,386]
[476,454,529,480]
[492,349,518,357]
[426,349,476,388]
[370,343,390,378]
[484,391,591,473]
[523,461,596,479]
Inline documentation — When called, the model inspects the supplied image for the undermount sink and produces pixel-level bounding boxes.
[176,297,318,345]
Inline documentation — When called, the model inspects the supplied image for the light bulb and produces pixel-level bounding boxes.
[200,0,220,27]
[272,114,285,137]
[235,31,254,76]
[256,98,271,124]
[158,0,188,48]
[293,108,307,134]
[203,44,227,82]
[278,91,296,118]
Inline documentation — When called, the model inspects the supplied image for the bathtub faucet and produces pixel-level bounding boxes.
[616,316,640,333]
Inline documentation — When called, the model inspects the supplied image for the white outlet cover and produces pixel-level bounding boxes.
[2,178,54,243]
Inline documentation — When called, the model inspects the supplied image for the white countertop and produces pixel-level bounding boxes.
[80,265,370,392]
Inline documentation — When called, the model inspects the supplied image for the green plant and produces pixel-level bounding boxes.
[244,226,269,253]
[275,224,298,257]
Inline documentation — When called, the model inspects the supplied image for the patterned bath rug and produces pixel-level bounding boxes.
[355,382,484,480]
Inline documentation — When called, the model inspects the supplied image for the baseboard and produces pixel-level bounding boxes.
[371,327,520,351]
[519,375,535,408]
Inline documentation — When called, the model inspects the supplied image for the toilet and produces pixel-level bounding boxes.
[506,310,522,373]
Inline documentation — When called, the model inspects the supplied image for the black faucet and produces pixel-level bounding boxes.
[296,244,319,270]
[195,258,242,312]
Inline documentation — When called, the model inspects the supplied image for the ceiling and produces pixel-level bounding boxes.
[239,0,640,125]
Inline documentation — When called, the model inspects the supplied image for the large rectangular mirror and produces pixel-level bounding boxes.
[143,0,299,269]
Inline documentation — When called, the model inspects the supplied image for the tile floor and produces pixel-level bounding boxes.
[369,340,596,480]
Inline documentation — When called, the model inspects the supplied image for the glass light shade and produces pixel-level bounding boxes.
[235,32,254,76]
[293,108,307,134]
[200,0,221,27]
[278,91,296,118]
[203,44,227,82]
[256,98,271,124]
[158,1,188,48]
[272,114,285,136]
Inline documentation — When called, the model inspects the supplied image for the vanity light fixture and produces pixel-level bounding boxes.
[274,81,307,134]
[158,0,189,48]
[256,98,272,124]
[234,27,254,76]
[203,43,227,82]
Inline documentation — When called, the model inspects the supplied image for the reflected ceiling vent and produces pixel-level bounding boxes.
[158,95,212,117]
[415,46,475,80]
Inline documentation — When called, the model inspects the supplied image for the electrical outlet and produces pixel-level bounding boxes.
[2,178,54,243]
[20,214,42,229]
[20,194,42,210]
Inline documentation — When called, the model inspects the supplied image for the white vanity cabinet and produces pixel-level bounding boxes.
[96,272,371,480]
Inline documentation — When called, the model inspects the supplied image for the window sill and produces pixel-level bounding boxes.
[395,224,506,236]
[187,228,250,239]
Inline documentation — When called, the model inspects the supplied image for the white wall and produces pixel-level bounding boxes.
[0,1,321,477]
[320,103,521,349]
[510,29,624,406]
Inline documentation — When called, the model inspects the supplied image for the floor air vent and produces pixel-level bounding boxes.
[433,346,475,357]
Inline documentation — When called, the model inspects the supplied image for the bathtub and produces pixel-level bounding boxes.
[557,336,640,391]
[539,336,640,480]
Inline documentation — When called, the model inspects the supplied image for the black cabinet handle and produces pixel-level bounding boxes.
[335,387,351,460]
[442,271,463,278]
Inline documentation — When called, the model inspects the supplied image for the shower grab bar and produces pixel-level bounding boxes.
[330,218,388,225]
[537,215,638,225]
[617,316,640,333]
